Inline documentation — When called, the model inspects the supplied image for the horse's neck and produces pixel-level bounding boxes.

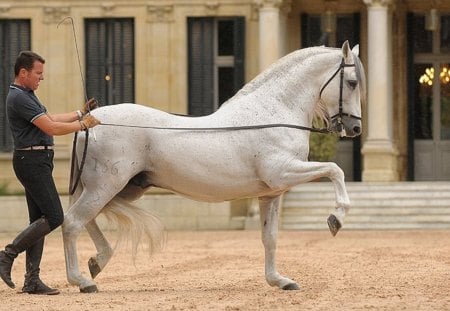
[219,48,336,125]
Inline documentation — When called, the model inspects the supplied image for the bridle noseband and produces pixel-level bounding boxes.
[319,58,361,133]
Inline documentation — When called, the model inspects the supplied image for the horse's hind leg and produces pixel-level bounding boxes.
[63,210,98,292]
[85,219,113,279]
[63,191,114,293]
[259,196,299,290]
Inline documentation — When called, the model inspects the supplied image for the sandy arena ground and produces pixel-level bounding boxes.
[1,229,450,310]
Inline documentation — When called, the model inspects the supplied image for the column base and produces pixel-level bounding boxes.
[361,139,400,181]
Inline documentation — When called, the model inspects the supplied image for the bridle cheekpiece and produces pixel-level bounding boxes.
[319,58,361,136]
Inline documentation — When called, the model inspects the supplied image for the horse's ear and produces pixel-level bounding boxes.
[341,40,352,62]
[352,44,360,57]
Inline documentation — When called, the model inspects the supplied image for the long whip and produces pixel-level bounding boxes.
[57,16,88,102]
[58,16,91,194]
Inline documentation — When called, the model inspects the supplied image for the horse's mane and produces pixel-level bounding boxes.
[231,45,366,126]
[353,52,367,107]
[232,46,338,124]
[236,46,332,97]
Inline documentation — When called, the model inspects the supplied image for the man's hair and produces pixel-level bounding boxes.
[14,51,45,76]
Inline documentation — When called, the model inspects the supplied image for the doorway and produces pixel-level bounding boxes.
[408,13,450,180]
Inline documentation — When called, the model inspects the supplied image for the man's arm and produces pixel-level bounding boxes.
[33,114,82,136]
[48,111,79,123]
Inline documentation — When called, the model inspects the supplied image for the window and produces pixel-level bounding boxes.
[301,13,360,48]
[85,18,134,106]
[410,13,450,141]
[408,13,450,180]
[0,19,31,152]
[188,17,245,116]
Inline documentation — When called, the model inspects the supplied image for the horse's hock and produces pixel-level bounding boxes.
[0,194,251,232]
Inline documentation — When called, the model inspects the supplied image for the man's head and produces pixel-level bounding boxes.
[14,51,45,91]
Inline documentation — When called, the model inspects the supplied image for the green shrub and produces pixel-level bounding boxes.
[0,182,9,195]
[308,119,338,162]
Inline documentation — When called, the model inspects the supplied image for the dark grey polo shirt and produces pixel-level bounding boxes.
[6,84,53,149]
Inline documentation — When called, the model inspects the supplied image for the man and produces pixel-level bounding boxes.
[0,51,100,295]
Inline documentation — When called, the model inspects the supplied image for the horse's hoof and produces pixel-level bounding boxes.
[282,283,300,290]
[80,285,98,293]
[327,214,341,237]
[88,257,101,279]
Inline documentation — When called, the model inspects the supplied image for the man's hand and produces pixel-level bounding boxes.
[81,98,99,115]
[80,114,101,130]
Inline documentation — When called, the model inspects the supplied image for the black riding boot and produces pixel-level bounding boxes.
[22,237,60,295]
[0,218,51,289]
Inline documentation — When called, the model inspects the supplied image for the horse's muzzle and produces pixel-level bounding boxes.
[331,115,362,138]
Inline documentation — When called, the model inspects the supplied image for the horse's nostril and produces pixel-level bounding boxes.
[353,126,361,134]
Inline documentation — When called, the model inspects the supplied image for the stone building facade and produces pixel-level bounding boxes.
[0,0,449,194]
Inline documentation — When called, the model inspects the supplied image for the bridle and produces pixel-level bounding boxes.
[319,58,361,134]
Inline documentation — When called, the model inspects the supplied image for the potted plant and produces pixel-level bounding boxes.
[308,119,338,162]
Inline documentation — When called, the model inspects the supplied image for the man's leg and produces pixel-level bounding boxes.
[21,236,59,295]
[0,217,51,288]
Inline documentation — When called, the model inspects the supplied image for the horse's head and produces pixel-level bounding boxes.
[318,41,366,137]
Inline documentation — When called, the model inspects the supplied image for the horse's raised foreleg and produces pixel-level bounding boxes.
[259,196,299,290]
[279,160,350,236]
[85,219,113,279]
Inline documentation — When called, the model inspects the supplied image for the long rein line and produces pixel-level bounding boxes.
[96,122,331,134]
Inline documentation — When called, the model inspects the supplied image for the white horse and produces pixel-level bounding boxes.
[62,41,366,293]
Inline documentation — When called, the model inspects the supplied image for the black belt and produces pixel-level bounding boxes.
[16,145,54,151]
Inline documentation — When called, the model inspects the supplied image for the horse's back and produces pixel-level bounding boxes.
[84,104,287,201]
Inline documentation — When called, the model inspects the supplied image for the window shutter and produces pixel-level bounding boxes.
[112,19,134,104]
[86,18,134,106]
[301,14,328,47]
[86,19,107,105]
[336,13,360,48]
[188,17,214,116]
[233,17,245,94]
[0,20,31,152]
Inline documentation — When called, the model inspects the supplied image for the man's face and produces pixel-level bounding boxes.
[21,61,44,91]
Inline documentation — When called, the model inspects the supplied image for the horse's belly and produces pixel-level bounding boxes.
[159,178,268,202]
[151,157,269,202]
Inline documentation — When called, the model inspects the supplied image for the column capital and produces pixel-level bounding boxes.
[147,4,174,23]
[43,6,71,24]
[0,4,11,17]
[254,0,290,9]
[204,2,220,15]
[363,0,393,7]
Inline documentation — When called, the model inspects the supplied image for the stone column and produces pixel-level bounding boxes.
[361,0,399,181]
[244,0,290,230]
[257,0,290,71]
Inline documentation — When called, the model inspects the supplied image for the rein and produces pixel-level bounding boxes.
[69,130,89,195]
[97,122,331,133]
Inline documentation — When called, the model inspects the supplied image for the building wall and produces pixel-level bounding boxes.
[1,0,449,193]
[0,0,261,193]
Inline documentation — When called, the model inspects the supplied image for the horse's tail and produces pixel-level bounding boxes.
[101,196,166,260]
[69,133,165,260]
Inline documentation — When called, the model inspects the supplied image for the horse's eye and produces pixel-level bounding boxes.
[347,80,358,90]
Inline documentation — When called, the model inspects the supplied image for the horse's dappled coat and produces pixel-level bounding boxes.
[62,41,365,292]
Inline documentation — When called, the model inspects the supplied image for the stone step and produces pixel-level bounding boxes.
[283,206,450,216]
[281,182,450,230]
[283,199,450,208]
[283,222,450,231]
